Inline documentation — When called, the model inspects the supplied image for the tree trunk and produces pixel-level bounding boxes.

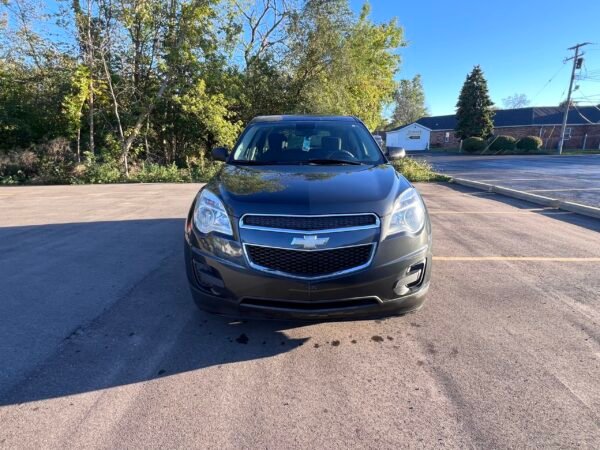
[76,127,81,163]
[86,0,95,155]
[144,117,150,160]
[120,79,169,176]
[88,80,94,154]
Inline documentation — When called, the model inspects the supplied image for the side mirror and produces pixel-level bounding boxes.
[387,148,406,160]
[211,147,229,162]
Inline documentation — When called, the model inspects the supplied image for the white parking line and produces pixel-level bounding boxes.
[429,210,570,215]
[433,256,600,262]
[527,188,600,192]
[478,178,558,182]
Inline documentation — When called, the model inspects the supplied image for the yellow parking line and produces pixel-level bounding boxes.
[433,256,600,262]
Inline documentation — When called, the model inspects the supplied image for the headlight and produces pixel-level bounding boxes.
[389,187,425,234]
[194,189,233,236]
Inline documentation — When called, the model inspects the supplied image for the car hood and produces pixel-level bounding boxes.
[206,163,410,218]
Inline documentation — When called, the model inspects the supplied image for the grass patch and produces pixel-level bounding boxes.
[559,149,600,155]
[392,157,449,182]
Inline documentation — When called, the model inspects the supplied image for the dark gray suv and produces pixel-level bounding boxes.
[184,115,432,320]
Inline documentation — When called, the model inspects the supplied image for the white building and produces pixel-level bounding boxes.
[384,122,430,151]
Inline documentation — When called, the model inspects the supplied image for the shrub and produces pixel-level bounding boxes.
[489,135,516,151]
[0,150,41,183]
[1,140,78,185]
[190,160,224,182]
[131,162,187,183]
[79,152,123,184]
[462,137,486,153]
[392,157,449,182]
[33,138,77,184]
[516,136,543,151]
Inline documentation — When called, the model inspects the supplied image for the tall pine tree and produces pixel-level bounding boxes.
[455,65,495,139]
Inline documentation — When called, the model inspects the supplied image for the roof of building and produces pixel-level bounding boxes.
[389,106,600,132]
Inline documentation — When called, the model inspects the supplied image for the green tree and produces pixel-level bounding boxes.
[455,65,495,139]
[1,0,408,182]
[287,1,403,130]
[173,79,242,159]
[391,74,427,127]
[62,64,90,162]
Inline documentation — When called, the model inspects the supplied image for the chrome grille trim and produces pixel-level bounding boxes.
[239,213,380,234]
[242,242,377,280]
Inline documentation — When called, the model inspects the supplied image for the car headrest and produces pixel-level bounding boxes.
[267,133,286,152]
[321,136,342,152]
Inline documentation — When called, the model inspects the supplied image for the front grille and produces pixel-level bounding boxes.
[241,214,377,231]
[245,244,373,277]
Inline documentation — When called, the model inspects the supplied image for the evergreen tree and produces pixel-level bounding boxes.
[455,65,495,139]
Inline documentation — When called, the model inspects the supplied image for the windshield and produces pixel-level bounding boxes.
[230,120,385,165]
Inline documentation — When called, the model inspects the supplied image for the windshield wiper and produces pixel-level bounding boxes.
[307,158,364,166]
[231,159,366,166]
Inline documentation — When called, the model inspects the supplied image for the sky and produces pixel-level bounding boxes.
[350,0,600,116]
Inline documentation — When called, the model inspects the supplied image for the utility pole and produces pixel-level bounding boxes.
[558,42,591,154]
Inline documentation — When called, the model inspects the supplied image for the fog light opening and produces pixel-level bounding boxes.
[393,261,426,296]
[193,260,226,296]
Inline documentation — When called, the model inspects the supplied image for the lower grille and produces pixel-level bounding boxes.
[240,297,380,311]
[245,244,373,278]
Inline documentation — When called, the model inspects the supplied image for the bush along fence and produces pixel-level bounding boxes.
[461,134,543,154]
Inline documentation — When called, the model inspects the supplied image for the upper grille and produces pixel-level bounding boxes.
[241,214,377,231]
[245,244,373,278]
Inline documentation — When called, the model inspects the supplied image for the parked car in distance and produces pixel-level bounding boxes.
[184,115,432,320]
[373,134,384,149]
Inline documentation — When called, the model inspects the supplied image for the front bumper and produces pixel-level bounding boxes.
[184,236,431,321]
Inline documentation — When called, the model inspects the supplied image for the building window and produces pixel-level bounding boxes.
[408,129,421,140]
[444,132,450,143]
[564,127,572,140]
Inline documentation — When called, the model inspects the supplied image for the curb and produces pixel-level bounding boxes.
[558,201,600,219]
[448,177,600,220]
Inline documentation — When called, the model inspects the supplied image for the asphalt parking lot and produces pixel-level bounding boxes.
[420,153,600,208]
[1,183,599,448]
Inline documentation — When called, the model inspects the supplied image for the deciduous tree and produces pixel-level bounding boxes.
[502,93,530,109]
[391,75,427,127]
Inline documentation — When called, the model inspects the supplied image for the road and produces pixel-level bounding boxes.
[419,153,600,208]
[1,183,599,448]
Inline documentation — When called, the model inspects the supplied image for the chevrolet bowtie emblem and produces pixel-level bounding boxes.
[291,235,329,250]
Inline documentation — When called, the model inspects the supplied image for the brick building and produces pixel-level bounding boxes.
[385,106,600,151]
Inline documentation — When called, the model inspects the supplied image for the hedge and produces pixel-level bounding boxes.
[489,135,516,151]
[462,137,486,153]
[516,136,543,151]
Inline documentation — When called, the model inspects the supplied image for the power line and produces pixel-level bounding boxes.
[573,88,600,101]
[572,88,600,112]
[530,63,567,102]
[572,103,599,123]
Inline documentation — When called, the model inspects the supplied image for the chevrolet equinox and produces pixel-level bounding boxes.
[184,115,432,319]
